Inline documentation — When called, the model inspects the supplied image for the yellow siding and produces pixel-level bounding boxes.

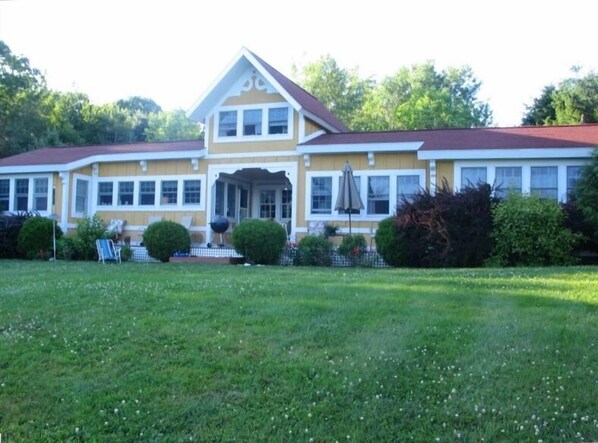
[306,152,424,171]
[305,118,324,137]
[436,161,454,189]
[99,159,197,176]
[223,89,286,106]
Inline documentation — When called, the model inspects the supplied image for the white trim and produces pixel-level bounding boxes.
[418,147,594,161]
[0,174,53,215]
[213,103,294,143]
[305,168,426,223]
[71,174,91,218]
[453,159,588,202]
[298,141,422,155]
[204,151,299,160]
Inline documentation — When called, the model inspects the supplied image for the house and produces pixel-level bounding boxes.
[1,48,597,247]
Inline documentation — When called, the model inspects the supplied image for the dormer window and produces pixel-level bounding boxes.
[218,111,237,137]
[268,107,288,134]
[243,109,262,136]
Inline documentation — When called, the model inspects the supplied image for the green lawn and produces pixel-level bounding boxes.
[0,261,596,442]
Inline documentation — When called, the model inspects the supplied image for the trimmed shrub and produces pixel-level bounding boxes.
[56,236,80,261]
[0,213,31,258]
[232,219,287,265]
[297,235,333,267]
[572,147,598,243]
[491,193,579,266]
[395,181,497,267]
[143,220,191,262]
[17,216,63,260]
[120,244,134,262]
[375,217,409,267]
[75,214,108,260]
[338,234,367,266]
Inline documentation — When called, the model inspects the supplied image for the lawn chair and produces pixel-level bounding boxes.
[96,238,121,264]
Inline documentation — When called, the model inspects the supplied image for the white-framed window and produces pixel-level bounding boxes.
[161,180,178,205]
[567,166,583,198]
[14,178,29,211]
[397,175,420,205]
[268,107,288,134]
[32,178,49,211]
[183,180,201,205]
[531,166,558,200]
[0,179,9,211]
[495,167,522,198]
[260,190,276,218]
[243,109,262,136]
[97,182,113,206]
[74,178,89,216]
[139,181,155,206]
[214,103,292,142]
[118,181,134,205]
[218,111,237,137]
[367,176,390,215]
[311,176,333,214]
[461,167,487,189]
[282,188,292,219]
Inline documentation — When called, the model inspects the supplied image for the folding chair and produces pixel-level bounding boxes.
[96,238,122,264]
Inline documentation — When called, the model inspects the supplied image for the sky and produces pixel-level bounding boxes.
[1,0,596,127]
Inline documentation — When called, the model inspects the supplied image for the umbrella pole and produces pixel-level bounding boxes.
[348,211,352,235]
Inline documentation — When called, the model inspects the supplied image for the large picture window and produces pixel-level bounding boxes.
[311,177,332,214]
[531,166,558,200]
[367,176,389,215]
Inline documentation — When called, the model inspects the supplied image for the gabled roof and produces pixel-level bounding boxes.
[301,124,598,152]
[187,48,348,133]
[0,140,205,172]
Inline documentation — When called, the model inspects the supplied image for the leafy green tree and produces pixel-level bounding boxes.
[573,148,598,239]
[116,96,162,141]
[145,109,202,141]
[355,61,492,130]
[0,40,49,157]
[523,72,598,125]
[294,55,373,130]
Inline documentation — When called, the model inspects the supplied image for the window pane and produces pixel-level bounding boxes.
[243,109,262,136]
[495,167,522,198]
[161,180,178,205]
[227,183,236,217]
[139,181,155,205]
[461,167,487,188]
[567,166,582,197]
[98,182,113,206]
[75,179,88,214]
[268,107,288,134]
[397,175,420,205]
[531,166,558,200]
[260,190,276,218]
[0,179,9,211]
[218,111,237,137]
[118,181,134,205]
[311,177,332,214]
[282,188,292,219]
[183,180,201,205]
[14,178,29,211]
[33,178,48,211]
[368,176,389,215]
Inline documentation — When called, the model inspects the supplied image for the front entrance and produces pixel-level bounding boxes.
[206,163,297,244]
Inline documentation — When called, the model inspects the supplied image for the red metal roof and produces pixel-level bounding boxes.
[302,124,598,150]
[249,50,350,133]
[0,140,205,167]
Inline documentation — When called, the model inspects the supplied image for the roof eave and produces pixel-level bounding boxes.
[417,147,595,160]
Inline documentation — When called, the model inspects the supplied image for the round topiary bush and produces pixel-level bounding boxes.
[17,216,63,260]
[338,234,367,266]
[232,219,287,265]
[297,235,333,267]
[374,216,408,267]
[143,220,191,262]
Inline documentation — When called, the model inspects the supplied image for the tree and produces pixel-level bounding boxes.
[116,96,162,141]
[0,40,49,157]
[573,148,598,240]
[522,72,598,125]
[145,110,202,142]
[354,62,492,131]
[293,55,373,130]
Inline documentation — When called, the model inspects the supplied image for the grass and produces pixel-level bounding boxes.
[0,261,596,442]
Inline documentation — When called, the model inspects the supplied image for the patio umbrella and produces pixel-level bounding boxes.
[335,161,364,234]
